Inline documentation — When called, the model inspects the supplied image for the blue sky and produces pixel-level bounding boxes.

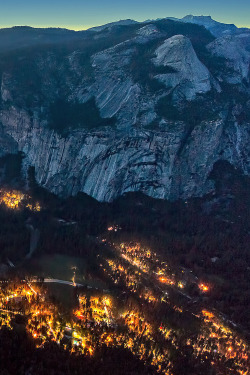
[0,0,249,30]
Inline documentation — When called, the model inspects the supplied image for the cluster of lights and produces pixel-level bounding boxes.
[184,310,250,373]
[74,294,114,326]
[101,258,146,295]
[0,189,41,211]
[114,242,213,299]
[118,243,155,273]
[116,243,187,291]
[72,293,173,373]
[0,282,60,347]
[199,283,209,293]
[1,232,249,375]
[99,241,250,374]
[0,279,249,375]
[107,225,121,232]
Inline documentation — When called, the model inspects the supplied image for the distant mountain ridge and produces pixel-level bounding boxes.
[86,14,250,37]
[0,15,249,53]
[88,19,138,32]
[180,15,250,37]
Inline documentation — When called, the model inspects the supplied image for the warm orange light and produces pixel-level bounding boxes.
[74,310,83,319]
[159,277,175,285]
[199,283,209,292]
[0,189,41,211]
[178,282,184,289]
[202,310,214,319]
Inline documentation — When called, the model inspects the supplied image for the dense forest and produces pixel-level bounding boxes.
[0,157,249,332]
[0,156,249,373]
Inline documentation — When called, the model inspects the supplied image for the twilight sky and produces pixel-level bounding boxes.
[0,0,249,30]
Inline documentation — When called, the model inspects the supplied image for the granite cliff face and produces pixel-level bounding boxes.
[0,19,249,201]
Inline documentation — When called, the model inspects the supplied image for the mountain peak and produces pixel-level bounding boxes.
[183,15,213,21]
[88,19,138,32]
[181,15,219,27]
[180,14,239,36]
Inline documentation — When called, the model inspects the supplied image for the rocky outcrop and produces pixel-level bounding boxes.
[152,35,213,100]
[207,35,250,84]
[136,24,159,37]
[91,45,142,125]
[85,25,163,128]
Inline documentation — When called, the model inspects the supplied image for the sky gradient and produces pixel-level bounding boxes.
[0,0,249,30]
